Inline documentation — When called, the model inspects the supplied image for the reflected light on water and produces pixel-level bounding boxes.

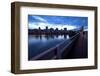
[28,34,70,60]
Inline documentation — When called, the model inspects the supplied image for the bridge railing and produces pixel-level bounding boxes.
[56,33,80,59]
[30,33,80,60]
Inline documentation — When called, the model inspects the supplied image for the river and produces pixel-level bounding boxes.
[28,35,69,60]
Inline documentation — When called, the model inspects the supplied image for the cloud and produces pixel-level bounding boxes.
[28,22,77,30]
[32,16,47,23]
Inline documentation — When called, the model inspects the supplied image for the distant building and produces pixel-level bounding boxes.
[39,27,41,30]
[46,26,48,30]
[55,28,58,31]
[45,26,49,34]
[50,28,54,34]
[38,27,41,34]
[64,28,67,34]
[64,28,67,31]
[29,26,69,35]
[55,28,59,34]
[80,26,84,32]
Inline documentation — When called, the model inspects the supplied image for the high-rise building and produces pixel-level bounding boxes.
[46,26,48,30]
[39,27,41,30]
[64,28,67,34]
[64,28,67,31]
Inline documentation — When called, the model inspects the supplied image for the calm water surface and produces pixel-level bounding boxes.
[28,35,69,60]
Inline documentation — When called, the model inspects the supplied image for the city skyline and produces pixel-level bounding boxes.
[28,15,88,30]
[28,26,68,35]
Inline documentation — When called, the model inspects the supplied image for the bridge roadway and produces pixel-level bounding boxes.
[65,32,88,59]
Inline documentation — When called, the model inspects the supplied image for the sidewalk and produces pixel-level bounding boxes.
[66,32,88,59]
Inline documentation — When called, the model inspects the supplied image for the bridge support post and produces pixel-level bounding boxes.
[56,46,61,59]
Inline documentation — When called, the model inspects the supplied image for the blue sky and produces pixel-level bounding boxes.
[28,15,88,30]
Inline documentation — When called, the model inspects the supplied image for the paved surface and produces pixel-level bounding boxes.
[65,32,88,59]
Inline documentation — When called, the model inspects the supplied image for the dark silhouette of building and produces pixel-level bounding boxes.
[28,26,71,35]
[64,28,67,34]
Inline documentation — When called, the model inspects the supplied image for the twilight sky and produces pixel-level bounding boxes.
[28,15,88,30]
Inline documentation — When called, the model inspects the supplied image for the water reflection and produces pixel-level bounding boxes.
[29,34,70,40]
[28,34,70,60]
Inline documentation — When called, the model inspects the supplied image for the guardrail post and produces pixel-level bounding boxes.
[56,46,61,59]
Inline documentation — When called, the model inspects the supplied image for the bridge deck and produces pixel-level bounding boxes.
[65,32,88,59]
